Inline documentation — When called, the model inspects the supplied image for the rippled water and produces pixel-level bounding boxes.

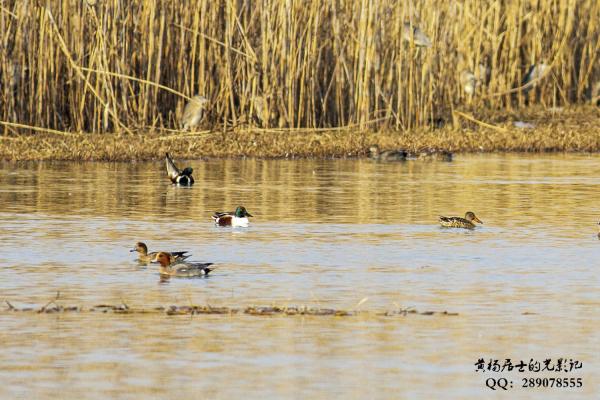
[0,155,598,398]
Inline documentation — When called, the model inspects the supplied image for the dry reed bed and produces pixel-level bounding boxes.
[0,107,599,160]
[3,301,458,317]
[0,0,598,136]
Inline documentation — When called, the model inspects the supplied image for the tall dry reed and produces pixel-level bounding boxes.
[0,0,598,134]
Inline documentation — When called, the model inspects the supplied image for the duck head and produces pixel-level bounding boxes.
[368,145,380,157]
[130,242,148,255]
[465,211,483,224]
[235,206,253,218]
[151,252,173,267]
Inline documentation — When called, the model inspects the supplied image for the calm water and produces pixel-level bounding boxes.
[0,155,598,398]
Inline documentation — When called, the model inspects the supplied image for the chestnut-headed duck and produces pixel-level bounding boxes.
[151,252,214,277]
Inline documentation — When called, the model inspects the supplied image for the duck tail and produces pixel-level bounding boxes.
[202,263,215,275]
[165,153,180,179]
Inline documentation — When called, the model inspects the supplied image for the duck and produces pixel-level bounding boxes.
[212,206,253,227]
[439,211,483,229]
[151,252,214,277]
[165,153,194,185]
[415,149,453,162]
[368,145,408,161]
[130,242,190,263]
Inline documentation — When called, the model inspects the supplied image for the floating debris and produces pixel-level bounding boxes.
[244,306,352,316]
[379,308,459,317]
[2,302,458,318]
[165,305,234,316]
[402,22,432,48]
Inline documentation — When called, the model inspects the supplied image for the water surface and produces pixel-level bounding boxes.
[0,155,598,398]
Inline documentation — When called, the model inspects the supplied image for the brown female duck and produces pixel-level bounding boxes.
[130,242,190,263]
[439,211,483,229]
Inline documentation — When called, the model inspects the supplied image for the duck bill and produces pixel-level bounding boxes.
[129,248,136,252]
[246,213,253,217]
[474,217,483,224]
[149,255,160,264]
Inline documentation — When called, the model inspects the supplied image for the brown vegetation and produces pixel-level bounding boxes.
[0,107,598,160]
[0,0,598,140]
[3,300,458,317]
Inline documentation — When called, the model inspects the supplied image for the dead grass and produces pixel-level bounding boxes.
[0,1,598,134]
[0,107,598,161]
[3,300,458,318]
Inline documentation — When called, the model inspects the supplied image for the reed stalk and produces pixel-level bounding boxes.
[0,0,598,135]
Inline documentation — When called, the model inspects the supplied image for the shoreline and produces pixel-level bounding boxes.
[1,107,599,161]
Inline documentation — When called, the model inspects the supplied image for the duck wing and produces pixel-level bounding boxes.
[170,251,191,261]
[381,149,407,160]
[390,149,408,158]
[438,216,473,228]
[191,262,213,268]
[212,211,233,219]
[176,262,214,276]
[212,210,236,224]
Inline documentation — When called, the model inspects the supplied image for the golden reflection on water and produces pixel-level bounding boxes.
[0,154,598,398]
[2,155,600,228]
